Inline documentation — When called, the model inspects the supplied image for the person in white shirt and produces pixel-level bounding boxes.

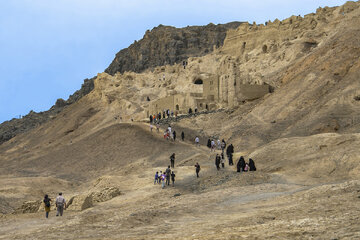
[195,136,200,147]
[55,192,66,216]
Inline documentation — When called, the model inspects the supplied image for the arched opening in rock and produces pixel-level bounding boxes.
[176,105,179,110]
[194,79,203,84]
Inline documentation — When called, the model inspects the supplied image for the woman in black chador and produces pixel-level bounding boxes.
[237,156,246,172]
[207,139,211,148]
[249,158,256,171]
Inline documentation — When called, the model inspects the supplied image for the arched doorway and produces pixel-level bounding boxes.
[194,79,203,84]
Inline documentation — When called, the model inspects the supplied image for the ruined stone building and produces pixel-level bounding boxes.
[147,74,269,117]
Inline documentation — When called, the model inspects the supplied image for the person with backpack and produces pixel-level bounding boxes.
[43,194,52,218]
[171,171,176,186]
[195,163,201,178]
[55,192,66,216]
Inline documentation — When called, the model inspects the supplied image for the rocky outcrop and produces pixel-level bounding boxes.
[66,187,121,211]
[15,200,42,214]
[105,22,242,75]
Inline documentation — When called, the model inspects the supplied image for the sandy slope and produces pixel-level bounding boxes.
[1,2,360,239]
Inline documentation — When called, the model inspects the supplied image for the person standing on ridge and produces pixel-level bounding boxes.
[55,192,66,217]
[170,153,175,168]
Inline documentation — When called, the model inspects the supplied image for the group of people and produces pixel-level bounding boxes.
[149,109,177,123]
[153,124,185,142]
[154,153,176,188]
[236,156,256,172]
[42,192,67,218]
[207,138,226,152]
[215,153,256,172]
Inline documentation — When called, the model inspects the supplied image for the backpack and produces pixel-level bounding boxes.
[44,199,50,208]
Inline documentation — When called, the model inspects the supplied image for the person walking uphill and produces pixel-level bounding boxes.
[226,144,234,165]
[249,158,257,171]
[55,192,66,217]
[181,131,185,141]
[166,166,171,186]
[173,130,177,141]
[195,162,201,178]
[170,153,175,168]
[171,171,176,186]
[237,156,246,173]
[43,194,52,218]
[215,154,221,170]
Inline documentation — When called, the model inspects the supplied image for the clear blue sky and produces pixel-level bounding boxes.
[0,0,348,123]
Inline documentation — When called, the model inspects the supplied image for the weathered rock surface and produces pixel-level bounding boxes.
[66,187,121,211]
[105,22,242,75]
[15,200,42,214]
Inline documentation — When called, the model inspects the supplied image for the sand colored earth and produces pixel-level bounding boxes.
[1,1,360,239]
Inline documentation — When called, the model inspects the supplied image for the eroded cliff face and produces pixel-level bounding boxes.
[105,22,242,75]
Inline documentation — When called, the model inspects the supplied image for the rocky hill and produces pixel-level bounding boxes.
[1,2,360,239]
[105,22,242,75]
[0,22,241,145]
